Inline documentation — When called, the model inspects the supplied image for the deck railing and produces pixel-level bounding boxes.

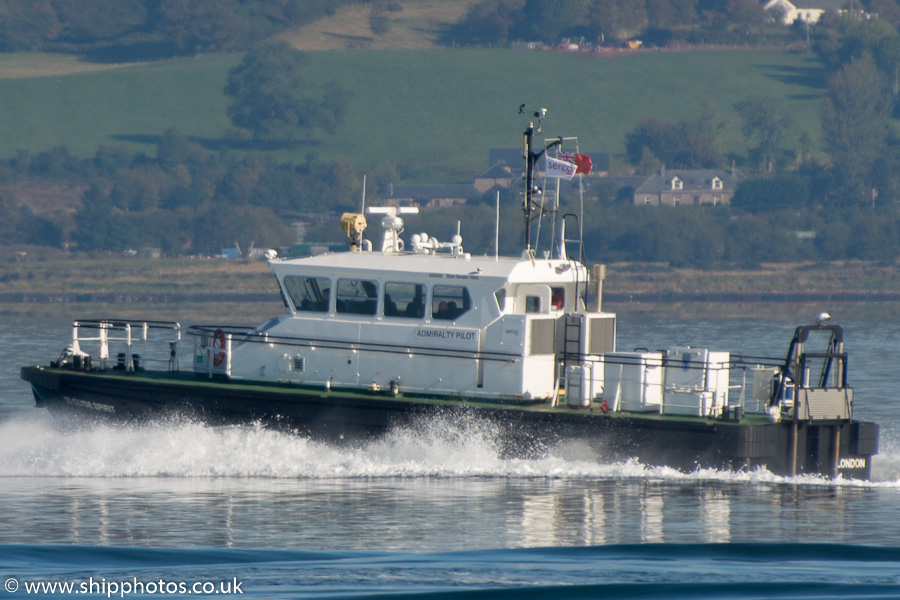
[70,320,182,372]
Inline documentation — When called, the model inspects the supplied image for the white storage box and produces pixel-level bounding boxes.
[751,367,779,408]
[565,362,602,408]
[662,347,729,417]
[662,390,719,417]
[603,352,663,412]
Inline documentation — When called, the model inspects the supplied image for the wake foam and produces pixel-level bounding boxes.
[0,413,897,486]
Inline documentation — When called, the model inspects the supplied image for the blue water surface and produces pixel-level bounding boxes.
[4,543,900,599]
[4,317,900,599]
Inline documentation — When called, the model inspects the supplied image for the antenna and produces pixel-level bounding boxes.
[495,190,500,261]
[360,174,367,214]
[367,206,419,253]
[522,110,560,255]
[532,107,547,132]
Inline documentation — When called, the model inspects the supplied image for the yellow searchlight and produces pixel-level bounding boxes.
[340,212,367,250]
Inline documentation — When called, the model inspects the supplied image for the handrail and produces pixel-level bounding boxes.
[770,323,847,408]
[71,319,181,372]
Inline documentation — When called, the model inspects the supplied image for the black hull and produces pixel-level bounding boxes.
[22,366,879,479]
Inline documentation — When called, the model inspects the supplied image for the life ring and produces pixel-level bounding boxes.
[212,328,226,367]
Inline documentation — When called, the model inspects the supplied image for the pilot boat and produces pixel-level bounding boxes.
[20,119,879,479]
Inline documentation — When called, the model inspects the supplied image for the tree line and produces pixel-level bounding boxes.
[3,0,883,59]
[5,3,900,268]
[446,0,783,47]
[0,0,366,59]
[430,7,900,268]
[0,131,363,256]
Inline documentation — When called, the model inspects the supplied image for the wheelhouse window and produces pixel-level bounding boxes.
[336,279,378,315]
[432,285,471,320]
[551,287,564,310]
[525,296,541,313]
[383,282,426,318]
[284,276,331,312]
[494,288,507,313]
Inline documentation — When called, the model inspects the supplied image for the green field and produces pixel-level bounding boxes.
[0,48,828,178]
[0,53,239,159]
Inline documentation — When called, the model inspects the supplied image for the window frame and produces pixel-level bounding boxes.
[284,275,331,313]
[335,278,379,316]
[431,285,471,321]
[383,281,427,319]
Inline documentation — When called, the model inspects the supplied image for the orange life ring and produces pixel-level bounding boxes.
[212,328,226,367]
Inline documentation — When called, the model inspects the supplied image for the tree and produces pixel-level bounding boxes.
[192,204,293,256]
[73,184,139,251]
[674,129,722,169]
[874,33,900,95]
[815,12,899,70]
[225,41,352,142]
[21,211,63,247]
[587,0,647,42]
[646,0,697,28]
[724,218,781,267]
[815,220,852,259]
[0,0,59,51]
[625,118,681,165]
[821,59,894,201]
[625,115,723,170]
[613,0,649,33]
[133,210,184,256]
[445,0,524,45]
[0,193,22,243]
[587,0,621,42]
[731,176,810,213]
[735,97,793,171]
[519,0,590,41]
[868,0,900,28]
[847,215,900,261]
[51,0,146,43]
[369,4,392,37]
[156,0,251,54]
[725,0,766,34]
[157,129,207,169]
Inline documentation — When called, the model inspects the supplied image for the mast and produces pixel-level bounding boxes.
[523,122,537,255]
[522,111,559,255]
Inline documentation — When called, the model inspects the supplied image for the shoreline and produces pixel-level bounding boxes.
[3,256,900,321]
[4,290,899,324]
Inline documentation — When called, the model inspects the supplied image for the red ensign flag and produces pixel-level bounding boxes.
[557,152,593,175]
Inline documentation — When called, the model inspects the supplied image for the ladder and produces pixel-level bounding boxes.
[558,314,584,385]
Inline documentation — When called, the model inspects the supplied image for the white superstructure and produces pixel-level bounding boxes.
[194,208,617,402]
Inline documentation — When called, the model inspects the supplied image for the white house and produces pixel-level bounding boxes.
[764,0,849,25]
[632,168,743,207]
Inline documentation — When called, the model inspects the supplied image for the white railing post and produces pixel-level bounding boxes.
[124,324,133,371]
[72,321,81,354]
[207,333,213,379]
[99,321,109,367]
[225,333,230,375]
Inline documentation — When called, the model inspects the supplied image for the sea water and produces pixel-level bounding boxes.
[2,315,900,599]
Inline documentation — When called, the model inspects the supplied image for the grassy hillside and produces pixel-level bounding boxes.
[304,48,828,179]
[0,48,828,178]
[278,0,479,50]
[0,53,239,158]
